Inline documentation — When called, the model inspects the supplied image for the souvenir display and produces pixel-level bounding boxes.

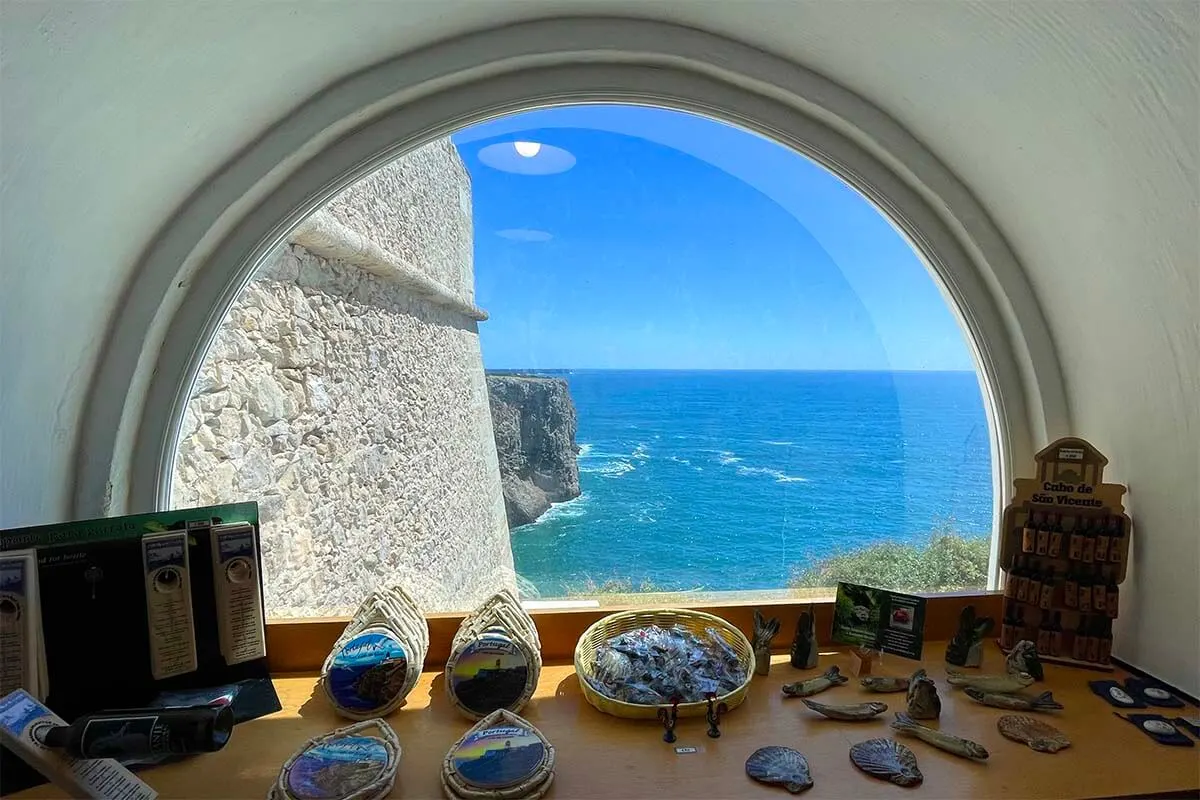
[1124,678,1186,708]
[781,666,847,698]
[576,610,752,718]
[752,610,781,676]
[1115,714,1195,747]
[446,590,541,720]
[848,738,923,787]
[801,699,887,721]
[963,688,1063,712]
[441,709,555,800]
[946,670,1034,693]
[1089,680,1144,708]
[790,606,819,670]
[944,605,993,668]
[999,438,1130,669]
[860,675,910,693]
[996,715,1071,753]
[141,531,198,681]
[322,585,429,720]
[270,719,400,800]
[1004,640,1044,681]
[890,713,989,761]
[905,669,941,720]
[745,746,814,793]
[705,693,728,738]
[657,698,680,743]
[0,550,46,701]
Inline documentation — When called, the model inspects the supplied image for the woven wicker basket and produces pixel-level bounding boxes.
[574,608,755,719]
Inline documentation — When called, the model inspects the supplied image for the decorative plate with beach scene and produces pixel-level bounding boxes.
[284,735,391,799]
[326,629,409,713]
[451,724,546,789]
[449,633,530,716]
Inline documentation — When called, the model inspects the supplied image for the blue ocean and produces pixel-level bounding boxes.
[510,371,993,596]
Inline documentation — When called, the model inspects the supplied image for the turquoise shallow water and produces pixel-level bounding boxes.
[509,370,993,596]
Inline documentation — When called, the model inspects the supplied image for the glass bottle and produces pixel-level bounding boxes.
[1035,512,1050,556]
[1095,514,1112,562]
[1106,574,1120,618]
[1015,606,1028,642]
[1078,566,1093,613]
[1108,516,1125,564]
[1063,563,1079,609]
[1048,611,1063,657]
[1085,617,1102,662]
[1047,512,1065,558]
[1069,516,1086,561]
[1026,561,1042,608]
[1021,512,1038,554]
[1082,517,1096,563]
[1092,567,1108,613]
[1098,618,1113,664]
[1072,615,1089,661]
[1003,556,1020,599]
[1015,556,1030,603]
[1000,602,1018,649]
[1036,612,1053,654]
[1039,567,1055,610]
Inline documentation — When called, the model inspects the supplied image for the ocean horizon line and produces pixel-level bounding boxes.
[485,367,978,375]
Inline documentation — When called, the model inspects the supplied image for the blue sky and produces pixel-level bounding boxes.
[451,105,976,371]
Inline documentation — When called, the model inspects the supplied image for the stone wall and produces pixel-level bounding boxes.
[170,140,514,617]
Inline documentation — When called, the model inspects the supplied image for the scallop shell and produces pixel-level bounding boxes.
[849,738,923,786]
[997,715,1071,753]
[745,746,813,793]
[802,700,888,721]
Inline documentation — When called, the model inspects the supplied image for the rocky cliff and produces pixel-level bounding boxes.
[487,375,581,528]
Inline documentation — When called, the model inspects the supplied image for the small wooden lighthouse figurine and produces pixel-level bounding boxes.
[998,437,1130,670]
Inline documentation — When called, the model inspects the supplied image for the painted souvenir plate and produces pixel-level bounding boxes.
[450,633,530,715]
[326,629,409,713]
[451,724,546,790]
[284,735,390,799]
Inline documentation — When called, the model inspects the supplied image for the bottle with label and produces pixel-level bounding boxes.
[1085,617,1102,662]
[1015,606,1028,642]
[1036,612,1053,655]
[1000,602,1018,649]
[1106,575,1120,618]
[1092,568,1108,613]
[1077,566,1093,613]
[1003,558,1020,599]
[1048,611,1063,657]
[1047,513,1065,558]
[1108,516,1125,564]
[1039,567,1055,610]
[1094,514,1112,562]
[1014,556,1030,603]
[1098,618,1113,664]
[1035,513,1050,556]
[1063,564,1078,609]
[37,705,233,760]
[1026,562,1043,608]
[1021,512,1038,554]
[1069,517,1086,561]
[1072,615,1090,661]
[1081,518,1096,564]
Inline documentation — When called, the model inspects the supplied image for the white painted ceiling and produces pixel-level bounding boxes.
[1,2,1197,688]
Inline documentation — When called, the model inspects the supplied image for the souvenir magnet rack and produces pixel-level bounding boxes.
[998,437,1130,671]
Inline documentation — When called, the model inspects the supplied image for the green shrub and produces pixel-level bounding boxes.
[789,531,990,593]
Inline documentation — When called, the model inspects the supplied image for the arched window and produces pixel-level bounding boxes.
[169,104,997,618]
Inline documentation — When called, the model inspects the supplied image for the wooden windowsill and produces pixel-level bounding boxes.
[12,640,1197,799]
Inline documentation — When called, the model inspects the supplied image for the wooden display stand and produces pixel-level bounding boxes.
[997,437,1130,671]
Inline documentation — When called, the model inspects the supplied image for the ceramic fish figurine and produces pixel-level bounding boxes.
[849,738,923,787]
[905,669,941,720]
[789,606,819,669]
[782,666,846,698]
[944,605,994,668]
[997,714,1071,753]
[802,699,888,721]
[964,688,1063,712]
[891,712,989,761]
[753,610,781,677]
[861,675,911,693]
[1005,640,1044,681]
[946,670,1034,693]
[745,746,814,793]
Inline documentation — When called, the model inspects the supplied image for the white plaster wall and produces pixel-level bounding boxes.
[2,3,1196,689]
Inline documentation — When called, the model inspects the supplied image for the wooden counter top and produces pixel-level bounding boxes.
[12,642,1199,799]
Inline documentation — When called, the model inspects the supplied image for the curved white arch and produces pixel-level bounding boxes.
[75,19,1068,586]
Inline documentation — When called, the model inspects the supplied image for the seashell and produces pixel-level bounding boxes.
[745,746,813,793]
[997,715,1071,753]
[442,709,555,800]
[802,699,888,721]
[849,738,923,786]
[271,718,400,800]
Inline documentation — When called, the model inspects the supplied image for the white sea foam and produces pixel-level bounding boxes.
[632,443,651,460]
[580,459,635,478]
[718,451,743,465]
[735,465,809,483]
[578,442,594,458]
[668,455,692,466]
[762,440,796,446]
[528,493,591,525]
